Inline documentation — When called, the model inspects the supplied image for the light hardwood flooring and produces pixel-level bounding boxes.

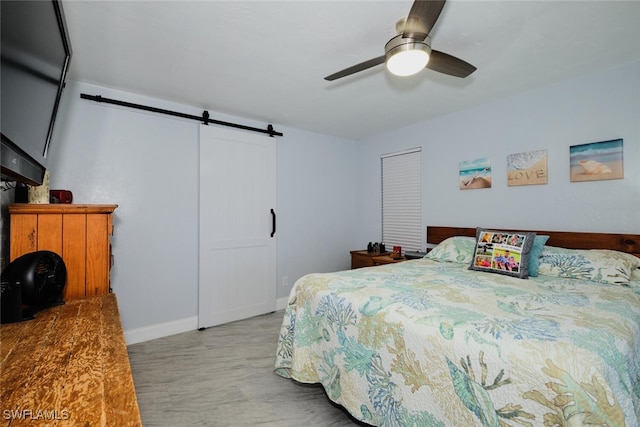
[128,310,367,426]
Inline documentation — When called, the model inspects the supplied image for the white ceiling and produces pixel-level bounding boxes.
[63,1,640,140]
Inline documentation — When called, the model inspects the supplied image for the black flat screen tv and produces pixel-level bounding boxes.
[1,0,72,186]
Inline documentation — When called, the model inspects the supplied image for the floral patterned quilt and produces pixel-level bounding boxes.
[274,258,640,426]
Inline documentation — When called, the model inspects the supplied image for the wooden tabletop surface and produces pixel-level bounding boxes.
[1,294,141,426]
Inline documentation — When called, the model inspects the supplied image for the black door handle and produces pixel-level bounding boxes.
[270,209,276,237]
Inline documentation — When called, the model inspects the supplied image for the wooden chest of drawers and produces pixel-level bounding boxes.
[9,204,117,300]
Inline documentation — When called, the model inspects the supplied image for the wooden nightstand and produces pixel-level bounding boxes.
[351,250,382,269]
[350,250,405,269]
[372,254,406,266]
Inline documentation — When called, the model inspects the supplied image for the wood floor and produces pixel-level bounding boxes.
[128,310,365,426]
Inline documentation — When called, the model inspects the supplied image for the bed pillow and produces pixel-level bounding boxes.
[424,236,476,264]
[528,235,550,277]
[537,246,640,286]
[469,228,536,279]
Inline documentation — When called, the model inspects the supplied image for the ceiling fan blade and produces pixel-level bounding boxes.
[426,50,476,78]
[324,56,386,81]
[403,0,446,41]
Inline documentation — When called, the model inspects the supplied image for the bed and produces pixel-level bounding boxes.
[274,226,640,426]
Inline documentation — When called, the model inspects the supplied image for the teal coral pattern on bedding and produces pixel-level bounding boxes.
[274,258,640,426]
[538,246,640,285]
[424,236,476,264]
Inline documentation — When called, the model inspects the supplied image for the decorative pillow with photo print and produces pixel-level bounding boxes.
[469,228,536,279]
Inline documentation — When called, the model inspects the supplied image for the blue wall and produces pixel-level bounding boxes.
[47,81,358,339]
[355,61,640,248]
[42,60,640,341]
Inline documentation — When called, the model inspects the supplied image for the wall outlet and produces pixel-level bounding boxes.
[282,276,288,287]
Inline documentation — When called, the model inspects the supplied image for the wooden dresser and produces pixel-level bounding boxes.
[0,294,141,426]
[9,204,117,300]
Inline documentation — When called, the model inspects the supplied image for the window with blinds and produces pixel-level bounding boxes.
[381,148,422,252]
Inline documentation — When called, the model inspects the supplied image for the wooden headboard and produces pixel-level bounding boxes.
[427,226,640,258]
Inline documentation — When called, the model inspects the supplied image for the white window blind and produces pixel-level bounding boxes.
[381,148,422,252]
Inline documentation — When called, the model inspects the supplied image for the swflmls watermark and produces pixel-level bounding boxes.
[2,409,70,421]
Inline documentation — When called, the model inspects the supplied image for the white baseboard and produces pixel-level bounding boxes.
[125,300,289,345]
[124,316,198,346]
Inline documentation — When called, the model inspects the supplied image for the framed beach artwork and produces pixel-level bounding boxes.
[459,157,491,190]
[507,149,548,186]
[570,139,623,182]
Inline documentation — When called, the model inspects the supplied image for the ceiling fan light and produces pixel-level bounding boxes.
[386,49,430,76]
[384,36,431,77]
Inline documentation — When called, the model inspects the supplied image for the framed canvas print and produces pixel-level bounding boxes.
[507,149,548,186]
[459,157,491,190]
[570,139,623,182]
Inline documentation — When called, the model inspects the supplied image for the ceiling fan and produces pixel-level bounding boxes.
[324,0,476,81]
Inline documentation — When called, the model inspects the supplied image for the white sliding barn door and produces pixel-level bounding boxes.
[198,125,276,329]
